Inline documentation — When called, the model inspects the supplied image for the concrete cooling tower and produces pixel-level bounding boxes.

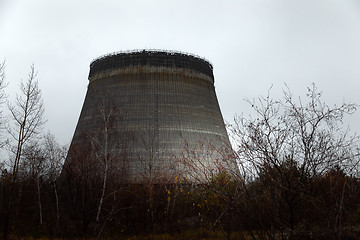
[65,50,233,183]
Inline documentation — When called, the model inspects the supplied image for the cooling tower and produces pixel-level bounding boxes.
[64,50,233,183]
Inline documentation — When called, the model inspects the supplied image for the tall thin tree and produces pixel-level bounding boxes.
[8,64,46,182]
[2,65,46,239]
[0,61,8,148]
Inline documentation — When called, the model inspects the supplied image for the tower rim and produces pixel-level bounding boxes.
[88,49,214,81]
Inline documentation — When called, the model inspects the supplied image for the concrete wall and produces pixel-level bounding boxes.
[65,50,233,183]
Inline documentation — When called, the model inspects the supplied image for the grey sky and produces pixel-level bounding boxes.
[1,0,360,145]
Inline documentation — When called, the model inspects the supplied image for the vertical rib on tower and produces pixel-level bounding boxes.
[64,50,233,183]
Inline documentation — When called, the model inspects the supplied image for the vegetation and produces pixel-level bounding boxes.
[0,63,359,239]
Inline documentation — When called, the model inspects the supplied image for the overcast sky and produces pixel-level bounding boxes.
[1,0,360,145]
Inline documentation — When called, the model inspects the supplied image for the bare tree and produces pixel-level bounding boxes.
[176,140,241,237]
[2,65,46,239]
[62,141,98,236]
[8,64,46,183]
[178,139,236,183]
[229,84,360,239]
[63,89,131,237]
[87,100,118,226]
[21,133,65,228]
[22,143,45,225]
[0,60,8,148]
[42,133,66,231]
[0,61,5,96]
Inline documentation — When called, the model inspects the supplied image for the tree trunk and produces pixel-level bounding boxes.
[52,181,60,230]
[36,176,43,225]
[96,163,108,223]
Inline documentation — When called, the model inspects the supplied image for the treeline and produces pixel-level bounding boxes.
[1,160,359,239]
[0,63,359,239]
